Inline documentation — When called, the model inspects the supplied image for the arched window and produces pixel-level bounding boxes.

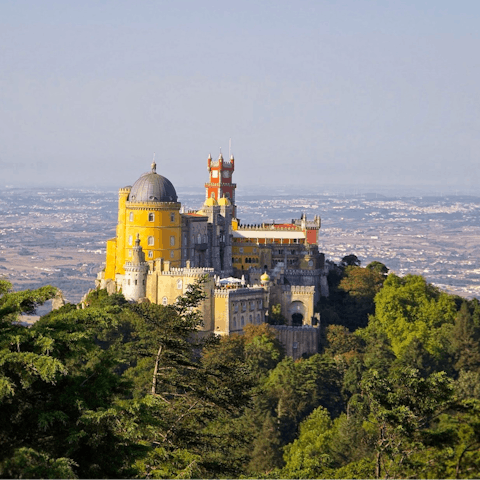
[148,236,154,246]
[256,313,261,323]
[225,192,230,198]
[148,251,153,258]
[197,233,201,244]
[211,192,215,199]
[249,314,253,323]
[241,316,244,326]
[170,251,174,258]
[128,235,133,245]
[203,234,207,243]
[170,213,175,222]
[170,236,175,246]
[148,213,154,222]
[233,316,237,328]
[128,279,131,285]
[176,279,183,290]
[162,296,168,306]
[129,212,134,222]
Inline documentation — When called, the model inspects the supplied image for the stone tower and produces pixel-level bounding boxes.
[205,152,237,217]
[122,234,148,301]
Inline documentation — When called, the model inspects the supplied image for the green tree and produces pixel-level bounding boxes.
[370,274,457,357]
[248,412,284,475]
[324,324,364,358]
[267,303,286,325]
[263,354,344,445]
[118,281,254,478]
[339,265,385,300]
[361,367,454,478]
[0,280,135,478]
[341,254,361,267]
[451,301,480,374]
[282,406,335,478]
[366,261,389,275]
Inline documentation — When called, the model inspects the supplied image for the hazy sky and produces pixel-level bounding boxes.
[1,0,480,193]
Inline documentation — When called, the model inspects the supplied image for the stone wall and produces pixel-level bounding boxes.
[272,325,320,360]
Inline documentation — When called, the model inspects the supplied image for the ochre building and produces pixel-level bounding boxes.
[98,154,327,345]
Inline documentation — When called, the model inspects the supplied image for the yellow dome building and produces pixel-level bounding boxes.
[104,161,181,280]
[217,196,231,206]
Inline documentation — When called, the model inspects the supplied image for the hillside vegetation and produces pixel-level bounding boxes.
[1,262,480,479]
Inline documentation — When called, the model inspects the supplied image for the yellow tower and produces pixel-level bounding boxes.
[105,161,181,280]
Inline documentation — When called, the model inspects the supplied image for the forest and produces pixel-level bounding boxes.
[1,258,480,479]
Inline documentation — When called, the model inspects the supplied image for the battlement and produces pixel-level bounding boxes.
[126,201,181,209]
[236,223,301,231]
[204,182,237,188]
[209,160,233,168]
[124,262,148,270]
[285,268,323,276]
[292,214,321,229]
[282,285,315,294]
[272,324,316,331]
[214,286,265,297]
[160,267,215,277]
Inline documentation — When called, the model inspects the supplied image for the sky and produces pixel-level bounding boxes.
[1,0,480,193]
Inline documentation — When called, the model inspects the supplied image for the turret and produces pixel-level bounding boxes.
[123,234,149,301]
[204,149,237,216]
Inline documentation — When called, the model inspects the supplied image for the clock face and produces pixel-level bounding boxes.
[222,170,231,178]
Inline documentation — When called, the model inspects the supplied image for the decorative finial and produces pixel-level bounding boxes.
[208,153,212,160]
[151,152,156,173]
[218,148,223,160]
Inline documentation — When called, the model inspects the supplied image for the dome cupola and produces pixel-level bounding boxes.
[128,162,177,203]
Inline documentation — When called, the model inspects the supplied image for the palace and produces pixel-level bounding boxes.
[97,154,327,351]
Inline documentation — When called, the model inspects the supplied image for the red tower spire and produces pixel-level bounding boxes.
[204,152,237,216]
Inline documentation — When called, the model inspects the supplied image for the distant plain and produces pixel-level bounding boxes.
[0,187,478,308]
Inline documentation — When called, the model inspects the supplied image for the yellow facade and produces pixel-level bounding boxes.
[105,185,182,279]
[232,243,261,270]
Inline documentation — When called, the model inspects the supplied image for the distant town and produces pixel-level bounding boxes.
[0,186,479,304]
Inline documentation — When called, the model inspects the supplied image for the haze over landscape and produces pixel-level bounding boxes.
[1,0,480,193]
[1,186,479,306]
[3,4,480,478]
[0,0,478,303]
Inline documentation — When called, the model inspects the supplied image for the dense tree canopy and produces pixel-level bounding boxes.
[1,262,480,479]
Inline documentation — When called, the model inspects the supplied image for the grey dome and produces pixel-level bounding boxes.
[129,171,177,203]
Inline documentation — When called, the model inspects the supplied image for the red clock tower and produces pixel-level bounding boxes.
[205,152,237,216]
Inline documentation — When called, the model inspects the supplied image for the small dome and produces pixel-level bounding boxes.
[204,197,218,207]
[261,272,270,283]
[129,167,177,203]
[218,196,231,206]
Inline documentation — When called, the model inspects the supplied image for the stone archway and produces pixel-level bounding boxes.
[288,301,306,326]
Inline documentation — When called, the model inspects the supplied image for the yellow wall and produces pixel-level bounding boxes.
[149,272,216,332]
[214,295,229,335]
[124,203,181,271]
[105,238,117,280]
[112,188,130,278]
[232,242,263,269]
[106,187,182,276]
